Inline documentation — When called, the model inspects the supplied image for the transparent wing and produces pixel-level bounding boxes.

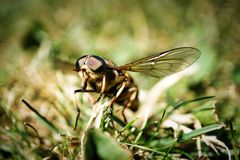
[116,47,201,78]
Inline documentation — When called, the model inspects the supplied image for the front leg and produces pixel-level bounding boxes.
[74,76,96,130]
[94,75,107,104]
[74,76,106,130]
[74,89,96,94]
[74,88,97,130]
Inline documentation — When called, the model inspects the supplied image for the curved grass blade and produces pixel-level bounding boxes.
[173,96,215,110]
[123,142,167,156]
[179,124,225,143]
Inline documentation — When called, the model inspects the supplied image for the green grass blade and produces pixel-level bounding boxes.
[123,142,166,156]
[173,96,215,109]
[179,124,224,142]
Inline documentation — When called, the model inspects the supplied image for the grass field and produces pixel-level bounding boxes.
[0,0,239,159]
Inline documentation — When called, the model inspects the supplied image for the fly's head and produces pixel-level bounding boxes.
[74,55,109,79]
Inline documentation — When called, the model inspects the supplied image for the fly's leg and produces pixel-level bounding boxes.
[74,76,88,113]
[74,107,80,131]
[121,86,138,122]
[96,75,116,128]
[74,89,96,93]
[125,86,138,109]
[74,76,96,130]
[74,88,96,130]
[108,81,127,122]
[74,75,106,130]
[94,75,106,104]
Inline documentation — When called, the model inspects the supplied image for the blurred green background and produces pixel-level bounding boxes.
[0,0,239,159]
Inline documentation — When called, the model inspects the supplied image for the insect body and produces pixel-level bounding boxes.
[74,47,201,121]
[74,55,139,111]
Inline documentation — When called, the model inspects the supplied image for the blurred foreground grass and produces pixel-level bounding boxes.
[0,0,239,159]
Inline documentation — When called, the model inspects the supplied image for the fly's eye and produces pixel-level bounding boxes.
[75,55,87,71]
[87,56,106,72]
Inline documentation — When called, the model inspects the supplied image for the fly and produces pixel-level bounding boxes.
[73,47,201,127]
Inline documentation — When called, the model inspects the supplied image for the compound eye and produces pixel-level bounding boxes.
[87,56,104,71]
[88,56,106,72]
[75,55,87,71]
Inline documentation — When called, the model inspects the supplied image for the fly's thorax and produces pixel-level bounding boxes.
[103,71,133,95]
